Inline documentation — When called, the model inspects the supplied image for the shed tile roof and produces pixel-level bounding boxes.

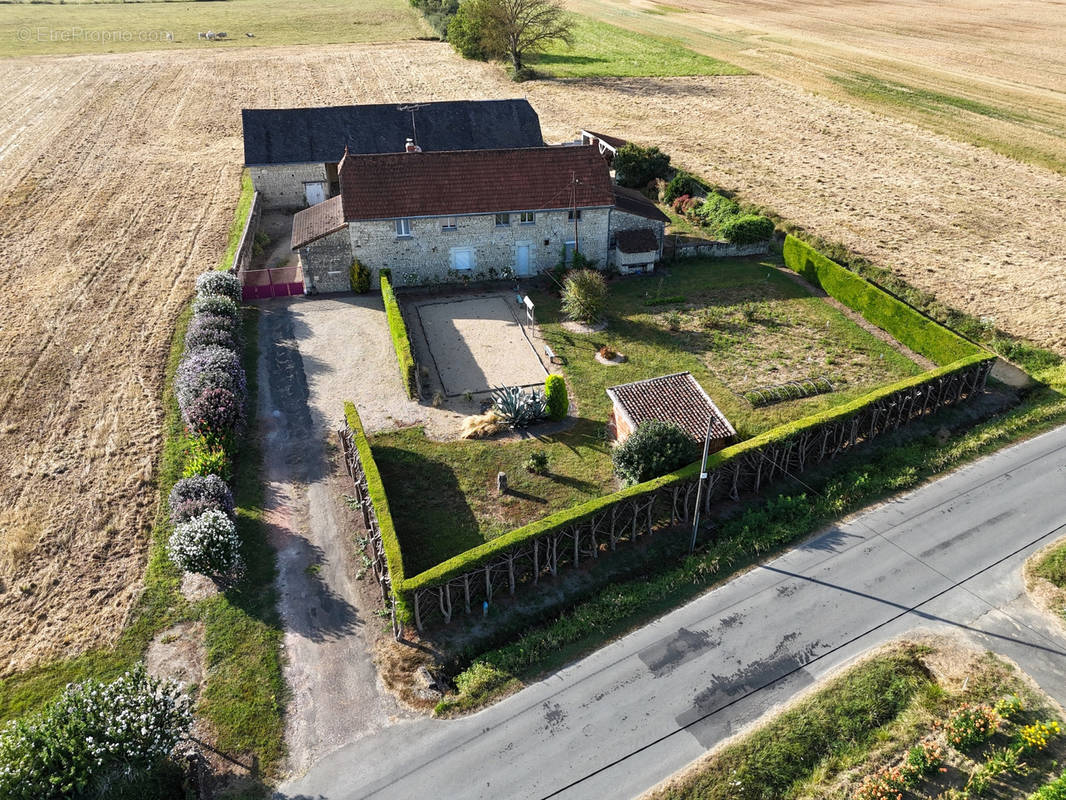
[291,195,346,249]
[615,228,660,254]
[338,146,614,221]
[613,186,671,223]
[582,130,628,150]
[242,99,543,166]
[606,372,736,441]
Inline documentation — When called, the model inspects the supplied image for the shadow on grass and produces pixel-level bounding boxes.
[371,444,482,575]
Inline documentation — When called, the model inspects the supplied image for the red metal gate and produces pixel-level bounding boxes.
[240,266,304,300]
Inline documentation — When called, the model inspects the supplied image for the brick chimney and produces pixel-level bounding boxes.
[405,137,422,153]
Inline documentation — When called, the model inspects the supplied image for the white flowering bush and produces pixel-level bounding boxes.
[168,509,242,576]
[195,270,242,302]
[0,664,192,799]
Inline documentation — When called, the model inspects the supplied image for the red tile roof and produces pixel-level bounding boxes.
[606,372,736,442]
[291,195,347,249]
[337,146,613,221]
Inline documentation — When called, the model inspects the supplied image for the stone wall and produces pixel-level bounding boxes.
[668,239,771,259]
[249,163,327,210]
[348,208,612,287]
[608,211,665,266]
[299,226,353,293]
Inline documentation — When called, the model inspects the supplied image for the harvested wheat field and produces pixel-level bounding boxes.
[0,37,1063,675]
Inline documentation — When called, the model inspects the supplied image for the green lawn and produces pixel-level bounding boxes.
[0,0,428,57]
[371,256,922,576]
[529,15,743,78]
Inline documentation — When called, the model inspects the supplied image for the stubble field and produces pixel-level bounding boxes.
[1,30,1064,676]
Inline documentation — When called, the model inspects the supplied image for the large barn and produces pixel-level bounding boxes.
[241,99,545,209]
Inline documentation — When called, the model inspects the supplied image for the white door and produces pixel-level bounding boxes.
[304,182,326,206]
[515,243,531,276]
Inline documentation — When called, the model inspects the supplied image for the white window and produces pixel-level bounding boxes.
[495,213,511,227]
[519,211,535,225]
[395,218,412,237]
[451,247,476,271]
[442,216,457,231]
[568,208,582,221]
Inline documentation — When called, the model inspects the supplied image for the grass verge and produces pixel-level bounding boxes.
[436,352,1066,714]
[646,642,1066,800]
[530,15,744,78]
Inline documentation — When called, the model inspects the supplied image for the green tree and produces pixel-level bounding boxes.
[613,143,671,189]
[449,0,573,74]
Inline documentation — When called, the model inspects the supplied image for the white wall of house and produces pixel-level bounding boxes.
[250,163,329,210]
[348,208,612,287]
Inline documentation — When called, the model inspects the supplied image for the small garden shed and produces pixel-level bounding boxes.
[606,372,736,448]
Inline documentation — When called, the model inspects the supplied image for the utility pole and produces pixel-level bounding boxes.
[571,171,580,259]
[689,417,714,554]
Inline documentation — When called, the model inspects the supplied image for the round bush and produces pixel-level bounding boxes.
[0,664,192,800]
[545,374,568,421]
[188,311,241,338]
[191,294,240,323]
[181,436,231,481]
[561,269,607,324]
[184,387,244,440]
[168,509,242,576]
[184,321,238,353]
[169,474,234,524]
[720,214,775,245]
[612,420,701,486]
[663,170,708,204]
[176,346,246,411]
[195,270,242,303]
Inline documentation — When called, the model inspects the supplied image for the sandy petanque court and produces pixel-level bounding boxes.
[412,293,548,397]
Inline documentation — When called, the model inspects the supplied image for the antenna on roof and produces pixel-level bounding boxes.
[397,103,428,148]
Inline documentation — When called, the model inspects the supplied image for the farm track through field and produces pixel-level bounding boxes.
[0,39,1063,676]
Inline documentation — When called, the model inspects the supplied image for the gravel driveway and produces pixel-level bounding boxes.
[257,294,421,779]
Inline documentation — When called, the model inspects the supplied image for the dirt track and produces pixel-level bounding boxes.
[0,39,1064,674]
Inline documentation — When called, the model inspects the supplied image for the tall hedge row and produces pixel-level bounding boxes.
[381,274,417,399]
[344,401,411,620]
[782,235,982,366]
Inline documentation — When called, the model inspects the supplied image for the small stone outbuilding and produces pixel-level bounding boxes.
[606,372,736,448]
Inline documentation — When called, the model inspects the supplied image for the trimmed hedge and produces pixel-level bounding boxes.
[344,402,410,620]
[783,235,982,366]
[381,275,417,399]
[720,214,775,245]
[545,374,568,421]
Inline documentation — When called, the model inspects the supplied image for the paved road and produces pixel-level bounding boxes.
[279,424,1066,800]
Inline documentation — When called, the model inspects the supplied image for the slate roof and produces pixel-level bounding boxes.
[337,146,614,221]
[606,372,736,442]
[291,195,346,249]
[615,228,660,254]
[613,186,671,223]
[242,99,544,166]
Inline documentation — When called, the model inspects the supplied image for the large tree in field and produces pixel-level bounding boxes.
[450,0,573,73]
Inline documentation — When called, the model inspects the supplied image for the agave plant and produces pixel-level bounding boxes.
[491,385,546,428]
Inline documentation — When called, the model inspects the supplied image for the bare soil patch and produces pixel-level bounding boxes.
[3,36,1064,676]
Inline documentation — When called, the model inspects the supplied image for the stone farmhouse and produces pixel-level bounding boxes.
[291,142,669,292]
[241,99,544,209]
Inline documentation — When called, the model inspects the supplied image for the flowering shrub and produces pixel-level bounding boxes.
[192,293,240,323]
[854,738,946,799]
[176,345,246,412]
[946,703,1001,749]
[0,664,192,799]
[181,435,231,480]
[184,319,239,352]
[195,270,242,302]
[168,509,242,575]
[994,694,1024,720]
[184,387,245,442]
[169,474,234,524]
[1017,720,1060,753]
